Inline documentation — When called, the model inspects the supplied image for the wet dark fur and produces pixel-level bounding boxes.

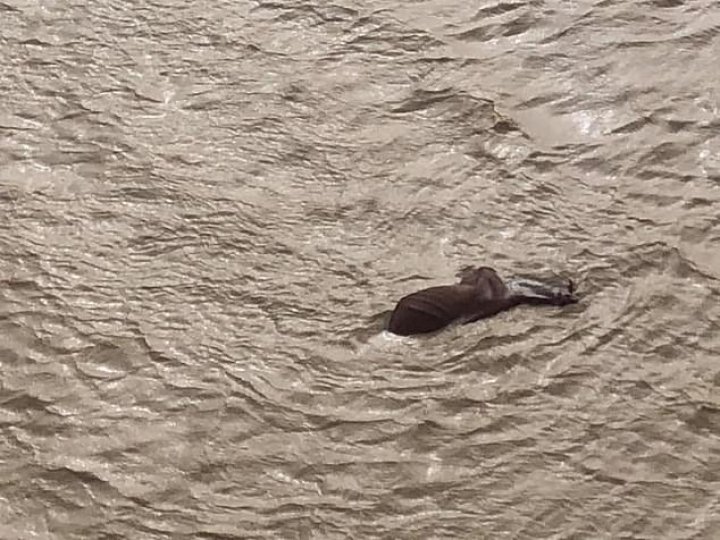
[387,266,578,336]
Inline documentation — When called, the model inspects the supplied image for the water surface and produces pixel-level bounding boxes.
[1,0,719,538]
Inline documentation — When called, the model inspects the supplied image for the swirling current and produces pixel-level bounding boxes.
[1,1,719,538]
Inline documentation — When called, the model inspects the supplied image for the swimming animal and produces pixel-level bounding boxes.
[387,266,578,336]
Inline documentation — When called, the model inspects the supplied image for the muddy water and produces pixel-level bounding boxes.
[1,0,719,538]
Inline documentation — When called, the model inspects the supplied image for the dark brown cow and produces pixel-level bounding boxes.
[387,266,578,336]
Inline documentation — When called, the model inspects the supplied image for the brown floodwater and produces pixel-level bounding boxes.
[1,0,719,538]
